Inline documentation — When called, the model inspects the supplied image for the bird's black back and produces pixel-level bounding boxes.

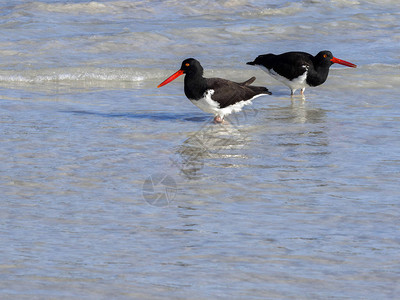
[205,77,270,109]
[247,52,314,80]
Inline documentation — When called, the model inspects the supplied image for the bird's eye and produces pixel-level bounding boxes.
[323,54,327,58]
[185,63,190,67]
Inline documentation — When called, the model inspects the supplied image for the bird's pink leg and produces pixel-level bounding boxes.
[214,115,224,123]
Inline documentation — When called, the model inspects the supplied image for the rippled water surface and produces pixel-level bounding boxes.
[1,1,400,299]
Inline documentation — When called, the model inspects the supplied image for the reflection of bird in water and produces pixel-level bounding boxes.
[262,101,327,125]
[171,122,250,179]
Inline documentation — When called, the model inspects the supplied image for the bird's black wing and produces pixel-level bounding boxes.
[239,76,256,86]
[205,78,270,109]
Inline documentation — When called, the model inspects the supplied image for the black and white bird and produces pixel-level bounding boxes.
[157,58,271,123]
[247,50,357,96]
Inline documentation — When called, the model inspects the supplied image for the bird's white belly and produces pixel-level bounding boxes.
[189,89,258,118]
[259,65,309,91]
[190,90,220,114]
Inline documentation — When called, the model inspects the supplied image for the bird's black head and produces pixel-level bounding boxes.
[180,58,204,76]
[315,50,335,67]
[315,50,357,68]
[157,58,204,88]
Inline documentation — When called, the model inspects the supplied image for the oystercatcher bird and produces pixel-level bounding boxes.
[157,58,271,123]
[247,50,357,96]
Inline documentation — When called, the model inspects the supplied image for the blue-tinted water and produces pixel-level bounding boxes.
[1,1,399,299]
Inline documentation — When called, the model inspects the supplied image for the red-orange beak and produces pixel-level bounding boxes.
[157,69,185,88]
[331,57,357,68]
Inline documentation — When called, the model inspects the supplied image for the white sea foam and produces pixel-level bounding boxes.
[0,68,164,84]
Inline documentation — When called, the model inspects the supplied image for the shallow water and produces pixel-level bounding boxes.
[1,1,400,299]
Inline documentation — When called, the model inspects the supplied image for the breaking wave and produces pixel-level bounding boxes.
[0,68,166,83]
